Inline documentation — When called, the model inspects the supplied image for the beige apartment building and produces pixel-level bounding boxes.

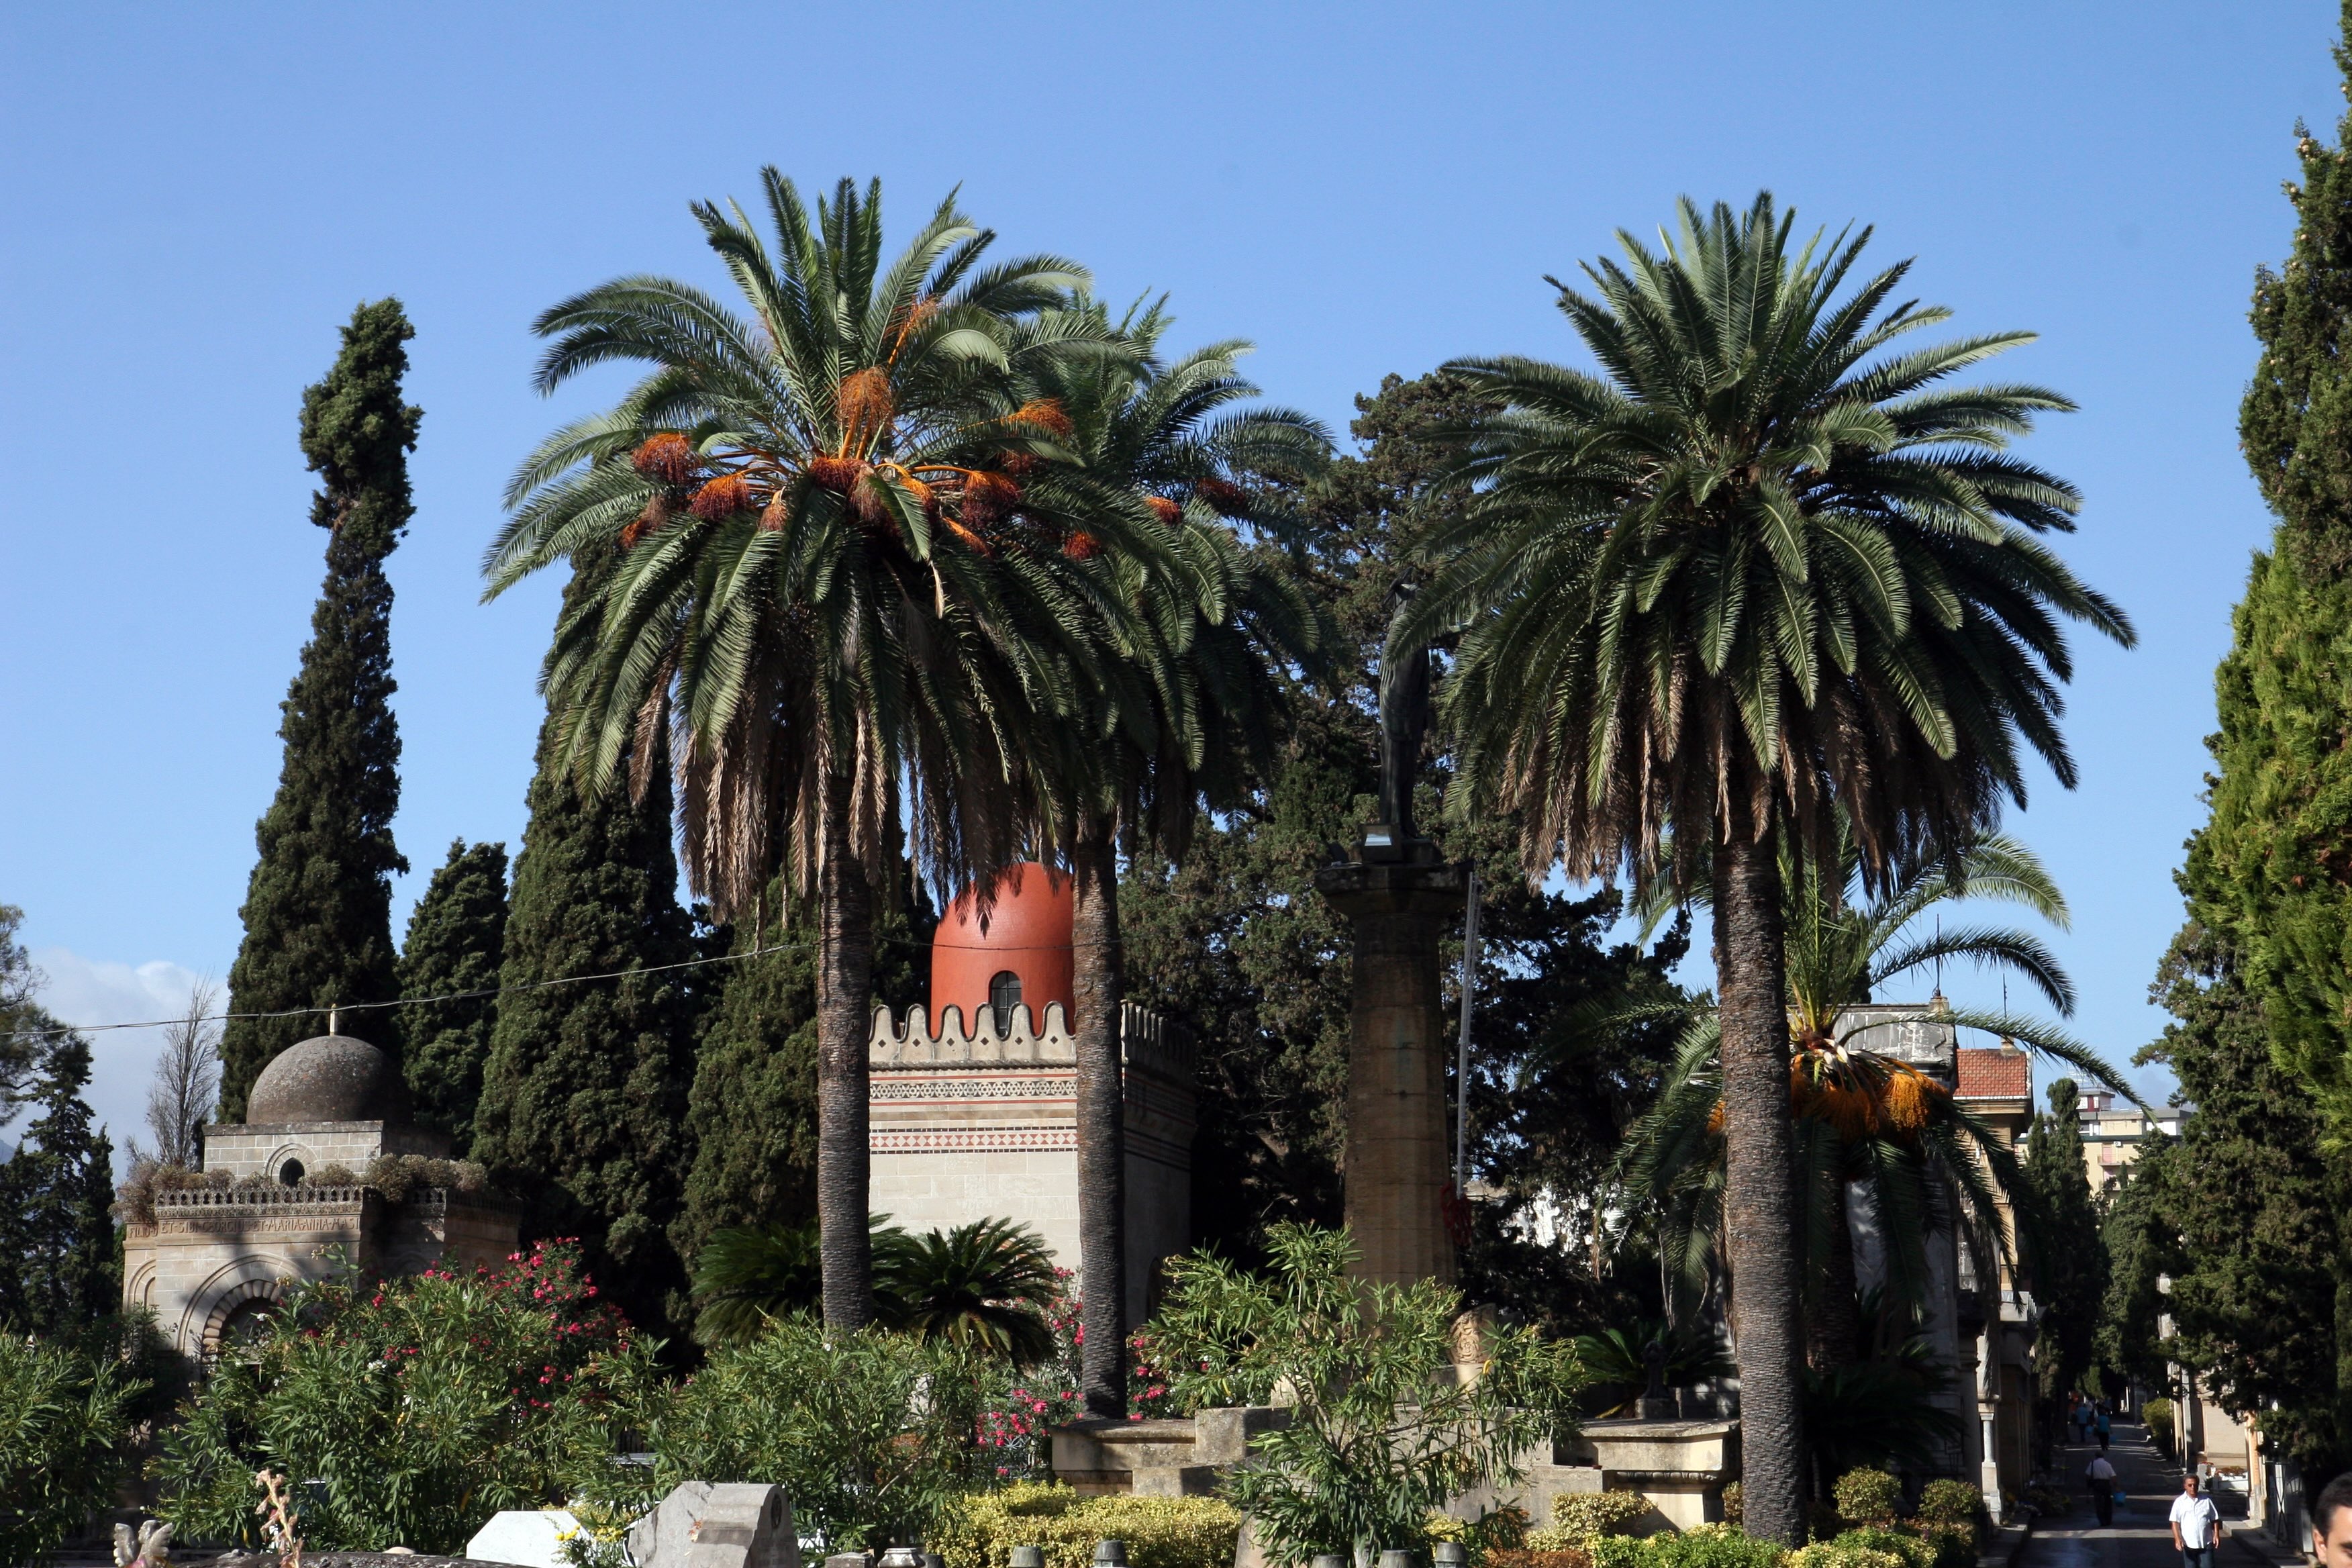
[2075,1089,2184,1195]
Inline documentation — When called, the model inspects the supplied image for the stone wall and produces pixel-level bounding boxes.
[869,1000,1196,1323]
[201,1119,450,1183]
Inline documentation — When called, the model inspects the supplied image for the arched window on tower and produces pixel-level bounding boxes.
[989,970,1024,1036]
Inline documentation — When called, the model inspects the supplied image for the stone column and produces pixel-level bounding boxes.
[1315,841,1464,1287]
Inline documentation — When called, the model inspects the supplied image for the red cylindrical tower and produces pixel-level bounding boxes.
[929,862,1074,1034]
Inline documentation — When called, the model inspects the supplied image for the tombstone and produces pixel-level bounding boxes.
[465,1510,581,1568]
[626,1482,799,1568]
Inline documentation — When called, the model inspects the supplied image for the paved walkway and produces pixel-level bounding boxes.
[2029,1420,2243,1568]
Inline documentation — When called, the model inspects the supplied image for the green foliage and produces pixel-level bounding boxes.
[396,839,509,1148]
[1831,1471,1903,1529]
[154,1241,654,1554]
[2094,1153,2184,1396]
[1548,1491,1653,1545]
[648,1314,992,1551]
[2133,922,2348,1472]
[929,1483,1244,1568]
[2022,1081,2104,1400]
[1802,1360,1963,1479]
[1569,1324,1734,1417]
[2143,1399,2176,1448]
[1912,1482,1982,1530]
[1141,1223,1581,1564]
[2019,1487,2070,1518]
[1590,1526,1787,1568]
[879,1217,1059,1365]
[473,549,698,1340]
[1122,371,1685,1325]
[0,1022,120,1334]
[1429,1504,1531,1559]
[1789,1532,1932,1568]
[1487,1552,1594,1568]
[220,299,418,1118]
[0,1330,146,1568]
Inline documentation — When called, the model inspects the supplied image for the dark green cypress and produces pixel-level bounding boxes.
[219,300,420,1118]
[2134,922,2349,1473]
[0,1023,120,1335]
[473,554,696,1336]
[2187,1,2352,1128]
[396,840,509,1150]
[2022,1078,2105,1400]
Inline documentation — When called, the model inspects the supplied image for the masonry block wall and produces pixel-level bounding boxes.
[869,999,1197,1323]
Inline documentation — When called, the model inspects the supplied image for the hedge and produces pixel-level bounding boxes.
[930,1483,1242,1568]
[1589,1524,1785,1568]
[1547,1491,1653,1545]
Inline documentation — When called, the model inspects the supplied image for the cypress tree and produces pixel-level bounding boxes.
[473,554,696,1336]
[396,840,509,1150]
[0,1023,120,1335]
[2188,1,2352,1127]
[672,867,932,1281]
[2021,1078,2104,1400]
[219,301,420,1117]
[2136,921,2349,1473]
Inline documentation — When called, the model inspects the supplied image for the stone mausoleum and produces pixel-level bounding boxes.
[121,1030,517,1357]
[867,863,1196,1323]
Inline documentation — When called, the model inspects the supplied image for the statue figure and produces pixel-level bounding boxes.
[1377,586,1431,842]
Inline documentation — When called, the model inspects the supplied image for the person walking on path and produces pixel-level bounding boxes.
[2088,1453,2120,1528]
[2098,1406,2114,1452]
[2171,1473,2224,1568]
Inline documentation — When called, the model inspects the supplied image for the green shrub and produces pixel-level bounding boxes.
[0,1331,147,1568]
[1913,1483,1981,1530]
[654,1314,999,1551]
[2143,1400,2175,1449]
[1552,1491,1654,1545]
[1720,1485,1743,1527]
[929,1483,1242,1568]
[1832,1471,1904,1529]
[154,1240,652,1553]
[1912,1523,1977,1568]
[1826,1530,1932,1568]
[1148,1225,1581,1565]
[1789,1545,1906,1568]
[1428,1506,1530,1561]
[1632,1524,1790,1568]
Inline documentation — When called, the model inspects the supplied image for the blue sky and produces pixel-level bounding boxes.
[2,1,2335,1146]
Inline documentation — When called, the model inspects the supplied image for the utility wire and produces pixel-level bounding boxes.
[13,928,1120,1043]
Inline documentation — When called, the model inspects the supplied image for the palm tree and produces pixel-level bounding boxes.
[487,174,1159,1328]
[875,1216,1061,1366]
[1618,828,2133,1367]
[1022,297,1332,1415]
[689,1214,908,1344]
[1403,194,2133,1541]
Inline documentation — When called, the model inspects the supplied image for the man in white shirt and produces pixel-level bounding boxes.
[2170,1473,2224,1568]
[2087,1455,2119,1528]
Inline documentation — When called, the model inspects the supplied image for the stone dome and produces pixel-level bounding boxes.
[244,1033,409,1124]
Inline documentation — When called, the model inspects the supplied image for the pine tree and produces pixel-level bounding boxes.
[2187,3,2352,1128]
[2135,922,2351,1474]
[2022,1077,2105,1400]
[219,301,420,1118]
[472,554,696,1337]
[0,1023,120,1335]
[396,840,509,1150]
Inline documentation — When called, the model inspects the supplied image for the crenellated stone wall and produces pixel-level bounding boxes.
[869,1000,1197,1322]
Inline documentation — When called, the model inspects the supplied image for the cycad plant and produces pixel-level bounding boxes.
[489,174,1158,1326]
[1402,193,2133,1540]
[1618,828,2131,1369]
[1021,295,1332,1414]
[875,1216,1061,1367]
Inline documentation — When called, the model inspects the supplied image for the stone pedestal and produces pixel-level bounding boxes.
[1314,840,1465,1288]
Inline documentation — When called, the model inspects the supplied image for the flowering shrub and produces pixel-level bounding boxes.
[1549,1490,1653,1545]
[969,1267,1182,1473]
[1,1328,149,1567]
[154,1241,656,1553]
[1832,1470,1904,1530]
[929,1481,1242,1568]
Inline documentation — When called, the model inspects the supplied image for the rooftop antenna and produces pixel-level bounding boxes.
[329,1002,340,1036]
[1930,915,1947,1013]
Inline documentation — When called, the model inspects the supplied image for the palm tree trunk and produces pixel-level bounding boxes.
[817,767,877,1330]
[1071,818,1128,1418]
[1809,1177,1865,1370]
[1714,831,1806,1543]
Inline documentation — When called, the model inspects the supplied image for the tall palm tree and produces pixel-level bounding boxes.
[1024,297,1332,1415]
[1402,194,2133,1541]
[1618,828,2133,1367]
[487,175,1159,1328]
